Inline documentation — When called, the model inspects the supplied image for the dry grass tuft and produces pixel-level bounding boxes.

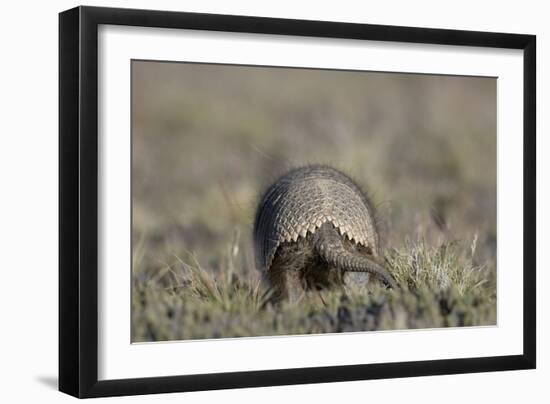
[132,236,496,342]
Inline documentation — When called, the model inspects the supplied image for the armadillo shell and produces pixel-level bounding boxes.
[253,165,379,272]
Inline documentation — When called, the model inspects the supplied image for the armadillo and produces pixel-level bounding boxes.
[253,165,396,300]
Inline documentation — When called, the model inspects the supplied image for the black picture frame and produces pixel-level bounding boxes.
[59,5,536,398]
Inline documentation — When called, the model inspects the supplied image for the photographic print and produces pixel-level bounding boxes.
[131,61,497,342]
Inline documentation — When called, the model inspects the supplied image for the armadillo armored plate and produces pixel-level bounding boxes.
[253,165,379,272]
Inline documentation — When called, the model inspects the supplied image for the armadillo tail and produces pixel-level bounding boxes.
[314,224,397,289]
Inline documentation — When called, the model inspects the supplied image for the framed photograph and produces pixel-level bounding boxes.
[59,6,536,398]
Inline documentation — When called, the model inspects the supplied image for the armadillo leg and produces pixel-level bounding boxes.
[267,265,305,303]
[282,270,305,303]
[313,223,397,289]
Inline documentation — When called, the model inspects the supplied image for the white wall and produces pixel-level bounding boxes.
[0,1,546,402]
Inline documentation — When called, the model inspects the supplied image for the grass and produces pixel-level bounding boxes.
[132,235,496,342]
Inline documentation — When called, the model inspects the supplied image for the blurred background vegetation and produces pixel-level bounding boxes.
[132,61,496,342]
